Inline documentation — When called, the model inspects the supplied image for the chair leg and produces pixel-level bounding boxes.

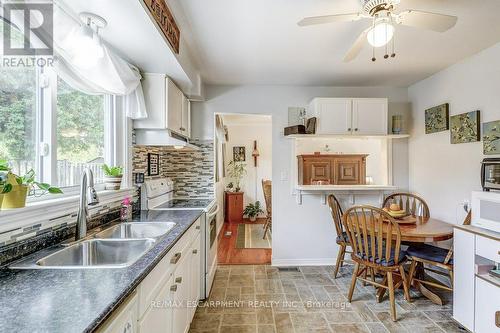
[387,271,397,321]
[449,270,454,290]
[399,264,411,302]
[362,266,368,286]
[348,262,360,302]
[369,268,376,288]
[408,260,417,288]
[262,218,270,239]
[333,244,346,279]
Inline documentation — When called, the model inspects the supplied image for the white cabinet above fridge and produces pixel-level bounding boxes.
[308,98,388,135]
[134,73,191,139]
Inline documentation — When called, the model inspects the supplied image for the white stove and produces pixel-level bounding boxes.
[141,178,218,299]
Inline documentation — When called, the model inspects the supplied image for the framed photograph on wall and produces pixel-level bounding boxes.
[450,110,480,144]
[147,153,160,176]
[233,146,246,162]
[425,103,449,134]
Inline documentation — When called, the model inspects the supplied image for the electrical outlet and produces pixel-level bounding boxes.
[280,171,288,181]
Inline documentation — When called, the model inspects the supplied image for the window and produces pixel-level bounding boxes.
[56,78,106,187]
[1,48,115,198]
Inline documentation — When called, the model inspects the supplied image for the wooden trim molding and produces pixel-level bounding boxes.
[142,0,180,54]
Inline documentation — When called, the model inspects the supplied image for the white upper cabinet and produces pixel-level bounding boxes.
[309,98,388,135]
[310,98,352,135]
[134,74,191,138]
[352,98,388,135]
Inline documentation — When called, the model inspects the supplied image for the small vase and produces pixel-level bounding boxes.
[104,175,123,190]
[2,185,28,209]
[249,216,256,222]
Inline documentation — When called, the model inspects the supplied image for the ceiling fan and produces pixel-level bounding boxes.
[298,0,458,62]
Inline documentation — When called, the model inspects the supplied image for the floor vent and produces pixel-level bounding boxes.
[277,267,300,272]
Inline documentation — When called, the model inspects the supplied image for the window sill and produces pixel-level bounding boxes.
[0,188,136,234]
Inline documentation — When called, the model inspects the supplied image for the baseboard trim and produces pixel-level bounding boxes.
[271,258,337,267]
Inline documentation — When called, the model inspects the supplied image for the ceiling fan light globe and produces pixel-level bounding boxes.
[367,21,394,47]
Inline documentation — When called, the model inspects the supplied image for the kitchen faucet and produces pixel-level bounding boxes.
[75,168,99,241]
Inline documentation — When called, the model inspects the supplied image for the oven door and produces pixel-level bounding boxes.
[205,204,219,298]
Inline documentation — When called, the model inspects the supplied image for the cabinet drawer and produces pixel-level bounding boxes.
[475,277,500,333]
[476,235,500,262]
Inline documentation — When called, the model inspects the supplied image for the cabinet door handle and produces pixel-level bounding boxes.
[195,225,200,230]
[180,127,185,131]
[170,252,181,264]
[192,249,198,254]
[175,276,183,283]
[354,128,358,131]
[170,284,178,292]
[347,128,352,131]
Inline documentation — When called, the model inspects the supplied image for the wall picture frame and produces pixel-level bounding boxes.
[425,103,449,134]
[483,120,500,155]
[233,146,246,162]
[450,110,481,144]
[147,153,160,176]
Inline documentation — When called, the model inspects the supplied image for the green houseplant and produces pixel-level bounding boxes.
[0,162,62,209]
[0,160,13,209]
[226,160,246,192]
[102,164,124,190]
[243,201,264,222]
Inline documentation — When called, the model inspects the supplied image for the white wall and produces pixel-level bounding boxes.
[192,85,409,265]
[223,118,272,215]
[408,42,500,225]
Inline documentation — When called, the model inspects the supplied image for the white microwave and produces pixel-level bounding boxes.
[472,191,500,233]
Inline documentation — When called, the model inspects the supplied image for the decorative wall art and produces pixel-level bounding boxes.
[425,103,449,134]
[233,146,246,162]
[450,110,481,144]
[483,120,500,155]
[147,153,160,176]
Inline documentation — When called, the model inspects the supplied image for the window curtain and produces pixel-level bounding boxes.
[5,0,148,119]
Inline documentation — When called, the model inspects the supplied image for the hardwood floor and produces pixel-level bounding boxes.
[217,218,272,265]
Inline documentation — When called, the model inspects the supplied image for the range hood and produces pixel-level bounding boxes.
[134,129,200,150]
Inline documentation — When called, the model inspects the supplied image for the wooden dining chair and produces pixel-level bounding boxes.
[383,193,430,218]
[327,194,351,278]
[405,211,471,302]
[343,205,410,321]
[261,180,272,239]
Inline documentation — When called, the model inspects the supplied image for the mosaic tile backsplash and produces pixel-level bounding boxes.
[133,141,214,198]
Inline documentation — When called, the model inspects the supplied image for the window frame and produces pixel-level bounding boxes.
[8,67,126,202]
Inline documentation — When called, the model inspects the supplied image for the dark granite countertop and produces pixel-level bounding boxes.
[0,209,204,333]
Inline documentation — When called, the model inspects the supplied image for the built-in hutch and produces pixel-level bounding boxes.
[289,97,403,205]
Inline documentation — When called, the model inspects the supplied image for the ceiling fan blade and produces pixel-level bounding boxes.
[298,13,367,27]
[397,10,457,32]
[343,29,369,62]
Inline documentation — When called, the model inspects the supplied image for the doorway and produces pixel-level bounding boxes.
[214,113,272,264]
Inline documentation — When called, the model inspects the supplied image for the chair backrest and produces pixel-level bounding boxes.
[383,193,430,218]
[327,194,345,239]
[261,180,272,215]
[343,205,403,267]
[444,210,472,264]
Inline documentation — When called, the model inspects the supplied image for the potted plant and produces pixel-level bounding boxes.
[102,164,124,190]
[1,167,62,210]
[0,160,12,208]
[227,160,246,192]
[243,201,264,222]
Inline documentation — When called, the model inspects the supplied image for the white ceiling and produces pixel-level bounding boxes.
[176,0,500,87]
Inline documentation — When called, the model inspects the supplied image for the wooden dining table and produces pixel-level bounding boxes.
[374,215,454,305]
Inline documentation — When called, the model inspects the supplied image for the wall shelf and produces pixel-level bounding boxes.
[294,185,398,205]
[285,134,409,140]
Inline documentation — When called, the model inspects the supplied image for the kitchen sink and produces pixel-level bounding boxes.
[94,222,176,240]
[11,239,155,269]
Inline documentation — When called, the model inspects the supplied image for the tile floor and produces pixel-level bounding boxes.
[189,264,466,333]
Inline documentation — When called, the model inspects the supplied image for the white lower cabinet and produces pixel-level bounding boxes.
[138,274,174,333]
[453,228,475,331]
[99,219,201,333]
[475,277,500,333]
[97,291,138,333]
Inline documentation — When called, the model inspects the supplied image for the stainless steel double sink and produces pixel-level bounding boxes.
[10,222,176,269]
